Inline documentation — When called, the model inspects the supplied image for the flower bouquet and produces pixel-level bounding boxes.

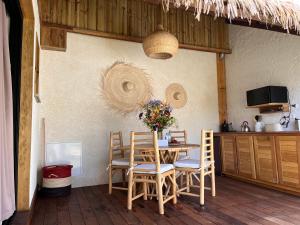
[139,100,175,138]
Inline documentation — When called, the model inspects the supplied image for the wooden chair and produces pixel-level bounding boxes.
[127,131,177,214]
[108,131,129,194]
[174,130,216,206]
[169,130,189,160]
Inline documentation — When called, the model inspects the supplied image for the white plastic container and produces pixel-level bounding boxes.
[265,123,283,132]
[255,122,264,132]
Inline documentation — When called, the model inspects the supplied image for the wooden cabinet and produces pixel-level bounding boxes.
[221,136,237,175]
[236,136,256,179]
[253,136,278,183]
[218,133,300,195]
[276,136,300,187]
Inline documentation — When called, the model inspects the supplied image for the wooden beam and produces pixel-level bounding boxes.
[19,0,34,19]
[40,23,231,54]
[216,53,228,125]
[18,18,35,211]
[18,0,35,211]
[41,26,67,51]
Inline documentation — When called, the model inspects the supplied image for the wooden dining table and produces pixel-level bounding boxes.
[119,143,200,163]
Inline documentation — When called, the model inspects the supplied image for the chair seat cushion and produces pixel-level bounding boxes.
[178,155,191,160]
[174,159,213,169]
[134,164,174,174]
[112,158,130,166]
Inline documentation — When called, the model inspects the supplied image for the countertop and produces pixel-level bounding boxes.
[214,131,300,136]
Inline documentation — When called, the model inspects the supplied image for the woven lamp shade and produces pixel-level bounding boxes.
[143,25,179,59]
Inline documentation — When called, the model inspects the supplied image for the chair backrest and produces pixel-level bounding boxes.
[169,130,187,144]
[109,131,124,162]
[129,131,161,173]
[200,130,214,166]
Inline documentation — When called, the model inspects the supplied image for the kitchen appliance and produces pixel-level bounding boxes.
[254,115,264,132]
[265,123,283,132]
[221,120,234,132]
[296,118,300,131]
[247,86,288,106]
[241,121,251,132]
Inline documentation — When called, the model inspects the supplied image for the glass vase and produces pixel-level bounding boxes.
[158,131,163,140]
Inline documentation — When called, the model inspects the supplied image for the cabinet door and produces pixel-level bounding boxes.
[236,136,256,179]
[221,136,237,175]
[276,136,300,187]
[253,136,278,183]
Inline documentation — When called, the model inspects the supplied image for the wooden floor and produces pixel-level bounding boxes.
[29,177,300,225]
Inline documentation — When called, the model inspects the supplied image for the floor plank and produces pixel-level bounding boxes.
[25,177,300,225]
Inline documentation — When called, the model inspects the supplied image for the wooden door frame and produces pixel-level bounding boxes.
[17,0,35,211]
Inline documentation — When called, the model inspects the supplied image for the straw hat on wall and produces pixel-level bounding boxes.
[101,61,152,114]
[165,83,187,109]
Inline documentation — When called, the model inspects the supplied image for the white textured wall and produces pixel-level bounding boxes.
[40,33,219,187]
[29,0,41,205]
[226,25,300,131]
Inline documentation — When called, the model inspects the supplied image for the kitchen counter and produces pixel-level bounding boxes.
[214,131,300,136]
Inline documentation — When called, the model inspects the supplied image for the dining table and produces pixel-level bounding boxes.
[119,143,200,163]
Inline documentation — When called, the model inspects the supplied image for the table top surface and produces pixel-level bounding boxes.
[119,143,200,151]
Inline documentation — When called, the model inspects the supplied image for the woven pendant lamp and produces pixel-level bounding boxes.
[143,24,179,59]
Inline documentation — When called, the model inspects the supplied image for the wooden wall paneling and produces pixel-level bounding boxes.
[57,0,62,24]
[253,136,278,183]
[216,53,228,125]
[236,136,256,179]
[221,136,237,175]
[39,0,231,53]
[97,0,105,31]
[87,0,97,30]
[276,136,300,187]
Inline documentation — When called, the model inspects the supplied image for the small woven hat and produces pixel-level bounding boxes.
[101,62,152,114]
[165,83,187,109]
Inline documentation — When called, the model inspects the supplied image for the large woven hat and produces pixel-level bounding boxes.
[101,62,152,114]
[165,83,187,109]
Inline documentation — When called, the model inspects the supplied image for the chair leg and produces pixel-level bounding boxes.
[143,177,148,200]
[156,174,164,215]
[186,171,190,192]
[172,171,177,204]
[211,165,216,197]
[200,169,204,206]
[122,169,126,187]
[108,167,113,195]
[127,173,133,210]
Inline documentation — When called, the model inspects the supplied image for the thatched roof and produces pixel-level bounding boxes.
[162,0,300,33]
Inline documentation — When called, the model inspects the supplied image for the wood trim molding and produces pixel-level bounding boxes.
[216,53,228,125]
[18,0,35,211]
